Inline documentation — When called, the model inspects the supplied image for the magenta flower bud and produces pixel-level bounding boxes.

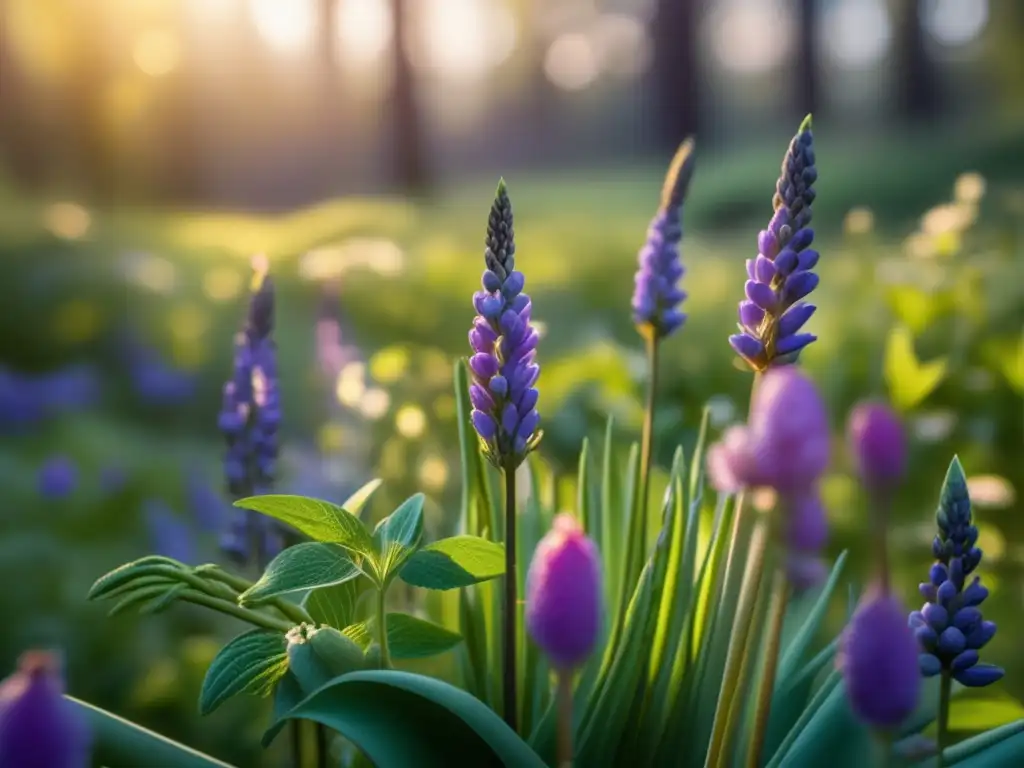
[847,401,906,492]
[839,587,921,729]
[525,514,602,670]
[0,652,91,768]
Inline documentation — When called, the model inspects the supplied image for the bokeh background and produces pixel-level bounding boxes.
[1,0,1023,764]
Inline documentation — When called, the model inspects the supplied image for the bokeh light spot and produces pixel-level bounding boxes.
[545,33,599,91]
[369,346,410,385]
[133,29,180,77]
[359,388,391,420]
[45,203,91,240]
[395,404,427,439]
[202,268,244,302]
[248,0,316,55]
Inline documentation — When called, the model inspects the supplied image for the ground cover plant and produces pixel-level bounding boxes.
[1,116,1023,767]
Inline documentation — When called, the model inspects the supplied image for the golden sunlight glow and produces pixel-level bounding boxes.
[545,34,599,91]
[413,0,517,82]
[202,267,244,302]
[418,454,449,491]
[336,362,367,407]
[133,28,181,77]
[395,405,427,439]
[248,0,317,55]
[359,388,391,420]
[45,203,91,240]
[336,0,393,66]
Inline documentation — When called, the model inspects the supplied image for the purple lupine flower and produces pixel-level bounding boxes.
[118,333,196,406]
[35,365,100,415]
[730,115,819,371]
[839,586,921,728]
[185,466,228,533]
[910,457,1004,687]
[218,272,286,564]
[37,456,78,499]
[144,500,196,564]
[847,401,906,493]
[525,514,602,669]
[631,138,696,340]
[467,181,542,469]
[0,651,91,768]
[707,366,831,588]
[0,368,45,433]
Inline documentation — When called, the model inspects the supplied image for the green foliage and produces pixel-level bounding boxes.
[399,536,506,590]
[232,495,376,558]
[272,670,547,768]
[239,543,361,605]
[199,629,288,715]
[884,324,949,412]
[344,612,463,660]
[371,493,425,583]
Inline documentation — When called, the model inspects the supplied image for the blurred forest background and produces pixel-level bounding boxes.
[1,0,1023,765]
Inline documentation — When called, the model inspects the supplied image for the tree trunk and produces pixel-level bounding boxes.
[894,0,941,120]
[389,0,429,193]
[650,0,700,150]
[796,0,819,116]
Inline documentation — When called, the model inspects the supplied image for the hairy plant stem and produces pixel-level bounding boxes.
[376,585,392,669]
[705,500,766,768]
[556,668,574,768]
[180,591,292,632]
[937,670,952,768]
[746,565,789,768]
[502,457,519,733]
[875,493,892,592]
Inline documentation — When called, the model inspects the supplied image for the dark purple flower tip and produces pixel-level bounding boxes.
[482,270,502,293]
[839,588,921,729]
[954,663,1004,687]
[0,651,91,768]
[919,653,942,676]
[37,456,77,499]
[788,227,814,252]
[785,553,828,591]
[847,401,906,492]
[783,270,819,306]
[503,271,525,297]
[525,514,602,670]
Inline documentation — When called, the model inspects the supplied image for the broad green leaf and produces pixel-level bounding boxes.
[373,494,425,581]
[599,417,624,625]
[239,542,362,605]
[948,693,1024,731]
[1001,331,1024,394]
[303,580,362,630]
[765,670,843,768]
[233,495,374,555]
[399,536,505,591]
[341,478,384,519]
[199,629,289,715]
[944,718,1024,766]
[884,324,948,412]
[347,612,463,659]
[885,285,948,336]
[262,672,304,747]
[900,677,965,738]
[65,696,234,767]
[772,677,873,768]
[275,670,546,768]
[762,635,839,757]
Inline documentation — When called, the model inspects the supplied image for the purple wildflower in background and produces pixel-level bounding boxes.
[144,500,196,564]
[218,271,285,564]
[730,115,819,371]
[0,368,44,433]
[119,333,196,406]
[467,180,542,469]
[707,366,831,588]
[525,514,602,669]
[839,585,921,728]
[0,651,91,768]
[910,457,1003,687]
[847,401,907,494]
[185,466,228,533]
[631,138,696,341]
[0,365,99,434]
[37,456,78,499]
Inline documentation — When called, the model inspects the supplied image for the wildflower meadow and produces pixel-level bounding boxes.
[1,114,1023,768]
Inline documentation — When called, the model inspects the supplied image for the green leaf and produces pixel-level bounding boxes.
[884,324,948,412]
[1000,331,1024,394]
[772,677,873,768]
[373,494,425,581]
[399,536,505,591]
[340,478,384,518]
[233,495,374,554]
[262,672,304,748]
[199,629,289,715]
[87,556,187,600]
[347,612,463,659]
[274,670,546,768]
[944,718,1024,766]
[239,543,362,605]
[65,696,235,767]
[885,286,949,336]
[303,579,362,630]
[777,550,849,684]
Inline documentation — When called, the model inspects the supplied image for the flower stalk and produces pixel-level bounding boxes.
[747,566,789,768]
[377,586,392,670]
[503,456,518,732]
[556,669,573,768]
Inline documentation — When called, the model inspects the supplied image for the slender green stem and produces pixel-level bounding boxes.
[937,671,952,768]
[722,564,770,752]
[502,458,519,733]
[637,334,660,563]
[874,493,892,592]
[556,668,574,768]
[376,586,391,669]
[746,566,789,768]
[705,503,767,768]
[179,591,292,633]
[873,730,893,768]
[316,720,328,768]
